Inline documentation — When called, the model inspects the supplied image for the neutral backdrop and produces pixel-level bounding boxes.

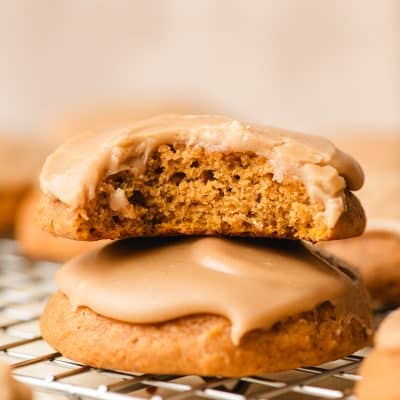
[0,0,399,136]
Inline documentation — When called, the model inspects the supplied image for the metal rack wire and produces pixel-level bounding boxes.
[0,238,370,400]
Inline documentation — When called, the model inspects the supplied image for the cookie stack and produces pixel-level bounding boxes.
[38,114,372,376]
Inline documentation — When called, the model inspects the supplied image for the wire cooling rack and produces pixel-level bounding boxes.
[0,238,372,400]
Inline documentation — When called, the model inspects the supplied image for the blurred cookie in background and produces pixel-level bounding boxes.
[0,360,32,400]
[0,135,43,236]
[16,188,108,262]
[321,223,400,309]
[319,133,400,309]
[356,308,400,400]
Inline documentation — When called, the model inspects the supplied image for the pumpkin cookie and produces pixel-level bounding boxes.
[41,238,372,376]
[38,115,365,242]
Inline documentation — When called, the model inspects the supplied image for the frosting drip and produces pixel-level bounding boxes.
[40,114,364,228]
[57,237,369,344]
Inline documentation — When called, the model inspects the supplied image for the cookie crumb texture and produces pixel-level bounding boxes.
[41,292,371,377]
[40,144,365,242]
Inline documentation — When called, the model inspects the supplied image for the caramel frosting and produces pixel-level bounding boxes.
[375,308,400,351]
[40,114,364,228]
[57,237,370,344]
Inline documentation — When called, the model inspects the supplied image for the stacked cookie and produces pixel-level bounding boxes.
[38,114,372,376]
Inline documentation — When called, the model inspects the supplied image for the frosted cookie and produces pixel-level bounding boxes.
[0,361,32,400]
[0,136,42,235]
[41,237,372,376]
[319,134,400,308]
[356,308,400,400]
[38,115,366,242]
[16,189,108,262]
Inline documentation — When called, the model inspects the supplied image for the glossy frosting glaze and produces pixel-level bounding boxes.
[57,237,370,344]
[40,114,364,228]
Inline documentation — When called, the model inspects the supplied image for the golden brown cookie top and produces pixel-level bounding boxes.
[40,114,364,229]
[57,237,371,344]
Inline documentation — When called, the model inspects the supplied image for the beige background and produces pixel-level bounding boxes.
[0,0,399,135]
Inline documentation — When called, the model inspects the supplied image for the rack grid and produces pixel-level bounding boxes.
[0,238,373,400]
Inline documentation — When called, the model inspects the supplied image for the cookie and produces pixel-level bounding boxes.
[38,115,366,242]
[15,189,108,262]
[356,308,400,400]
[41,238,372,376]
[0,136,42,235]
[320,222,400,309]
